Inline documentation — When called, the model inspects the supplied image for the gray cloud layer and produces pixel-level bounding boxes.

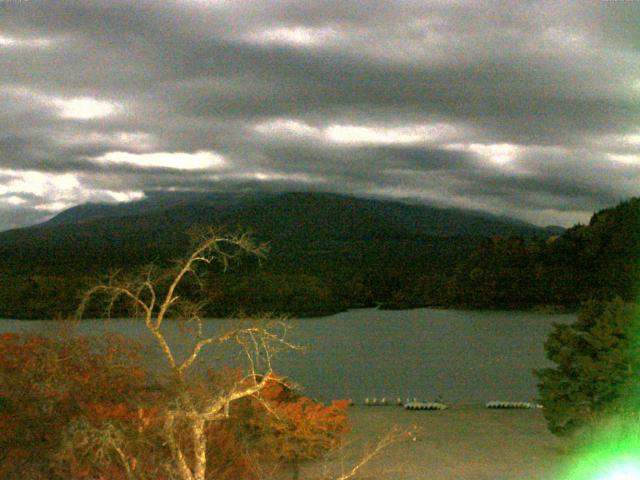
[0,0,639,230]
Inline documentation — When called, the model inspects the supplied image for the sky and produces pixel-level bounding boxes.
[0,0,639,231]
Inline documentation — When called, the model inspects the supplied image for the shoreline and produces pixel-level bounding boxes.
[0,303,577,322]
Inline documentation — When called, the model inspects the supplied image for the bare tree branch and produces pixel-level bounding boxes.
[76,229,288,480]
[333,426,408,480]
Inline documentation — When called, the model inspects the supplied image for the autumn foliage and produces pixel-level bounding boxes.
[0,332,350,479]
[0,232,354,479]
[0,331,151,479]
[240,376,351,477]
[253,379,351,461]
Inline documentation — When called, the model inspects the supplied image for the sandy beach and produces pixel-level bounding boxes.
[302,405,570,480]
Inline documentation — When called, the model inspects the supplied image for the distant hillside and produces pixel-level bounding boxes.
[0,192,555,275]
[39,191,553,238]
[42,191,266,227]
[445,197,640,309]
[0,191,567,319]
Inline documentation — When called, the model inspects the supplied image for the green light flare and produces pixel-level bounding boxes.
[597,462,640,480]
[564,453,640,480]
[560,408,640,478]
[559,304,640,480]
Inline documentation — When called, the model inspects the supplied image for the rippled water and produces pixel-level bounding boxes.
[0,308,575,404]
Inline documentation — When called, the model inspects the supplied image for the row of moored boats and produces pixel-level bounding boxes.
[352,398,542,410]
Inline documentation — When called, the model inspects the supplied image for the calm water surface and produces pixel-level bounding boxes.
[0,308,575,404]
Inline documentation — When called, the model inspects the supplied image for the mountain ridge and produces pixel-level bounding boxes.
[36,191,558,236]
[0,190,559,277]
[0,193,637,320]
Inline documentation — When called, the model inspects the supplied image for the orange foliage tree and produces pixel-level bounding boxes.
[246,376,352,479]
[0,331,156,479]
[0,330,353,480]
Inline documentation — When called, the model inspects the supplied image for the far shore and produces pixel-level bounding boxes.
[0,302,577,322]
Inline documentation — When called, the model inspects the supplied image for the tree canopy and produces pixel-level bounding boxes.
[535,298,640,435]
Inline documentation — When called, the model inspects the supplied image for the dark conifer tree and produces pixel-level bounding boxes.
[535,298,639,435]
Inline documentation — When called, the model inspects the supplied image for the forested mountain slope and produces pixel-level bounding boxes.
[6,191,624,319]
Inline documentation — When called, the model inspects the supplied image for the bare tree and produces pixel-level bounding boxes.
[77,228,298,480]
[74,228,407,480]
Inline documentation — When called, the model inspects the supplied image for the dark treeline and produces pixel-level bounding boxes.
[0,194,637,319]
[0,236,474,319]
[443,197,640,310]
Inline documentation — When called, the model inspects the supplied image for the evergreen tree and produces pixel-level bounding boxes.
[535,298,639,435]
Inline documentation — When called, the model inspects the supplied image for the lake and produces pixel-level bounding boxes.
[0,308,575,404]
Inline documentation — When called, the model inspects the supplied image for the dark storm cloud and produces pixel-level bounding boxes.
[0,0,639,230]
[257,143,475,185]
